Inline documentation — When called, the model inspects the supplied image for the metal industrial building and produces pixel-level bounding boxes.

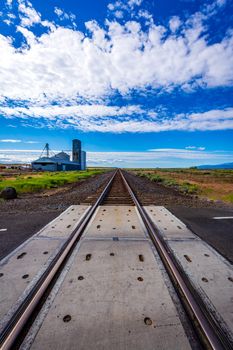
[32,139,86,171]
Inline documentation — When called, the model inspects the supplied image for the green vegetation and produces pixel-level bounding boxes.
[0,169,109,194]
[179,182,199,194]
[223,193,233,203]
[135,171,199,194]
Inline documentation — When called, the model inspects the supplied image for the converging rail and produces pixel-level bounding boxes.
[0,170,232,349]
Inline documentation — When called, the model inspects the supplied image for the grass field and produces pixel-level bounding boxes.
[0,169,109,195]
[131,168,233,204]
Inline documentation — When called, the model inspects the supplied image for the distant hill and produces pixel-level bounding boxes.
[197,162,233,169]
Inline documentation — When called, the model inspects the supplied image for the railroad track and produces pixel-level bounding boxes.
[0,169,232,350]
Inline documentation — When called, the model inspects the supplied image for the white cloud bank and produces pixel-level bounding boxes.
[0,105,233,132]
[0,148,232,167]
[0,0,232,133]
[0,1,233,103]
[0,139,39,144]
[0,139,21,143]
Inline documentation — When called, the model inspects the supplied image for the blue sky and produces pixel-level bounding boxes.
[0,0,232,167]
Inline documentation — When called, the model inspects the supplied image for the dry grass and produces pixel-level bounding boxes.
[131,168,233,204]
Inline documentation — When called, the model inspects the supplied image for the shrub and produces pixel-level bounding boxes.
[180,182,199,194]
[149,174,164,183]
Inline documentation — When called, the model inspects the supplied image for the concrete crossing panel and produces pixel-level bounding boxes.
[144,205,233,342]
[0,205,90,331]
[144,206,196,240]
[169,240,233,340]
[0,238,63,329]
[38,205,90,238]
[28,240,192,350]
[84,205,147,238]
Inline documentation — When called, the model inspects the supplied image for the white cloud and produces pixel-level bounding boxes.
[17,26,37,46]
[0,104,143,119]
[200,0,226,15]
[0,149,41,164]
[0,139,38,144]
[3,12,16,26]
[15,1,54,30]
[212,0,226,9]
[217,0,226,6]
[0,139,22,143]
[107,3,115,11]
[114,11,124,19]
[0,8,232,104]
[0,105,232,133]
[54,7,76,23]
[3,19,12,26]
[169,16,181,32]
[25,140,39,144]
[189,109,233,120]
[108,0,142,12]
[18,0,41,27]
[54,7,63,17]
[8,13,16,19]
[185,146,206,151]
[146,148,231,160]
[128,0,143,8]
[6,0,13,7]
[7,124,17,128]
[138,9,153,24]
[0,0,233,135]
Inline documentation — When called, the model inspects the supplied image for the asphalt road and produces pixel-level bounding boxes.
[0,211,61,260]
[169,206,233,263]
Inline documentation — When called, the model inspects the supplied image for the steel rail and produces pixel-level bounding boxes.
[0,170,117,350]
[120,170,228,350]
